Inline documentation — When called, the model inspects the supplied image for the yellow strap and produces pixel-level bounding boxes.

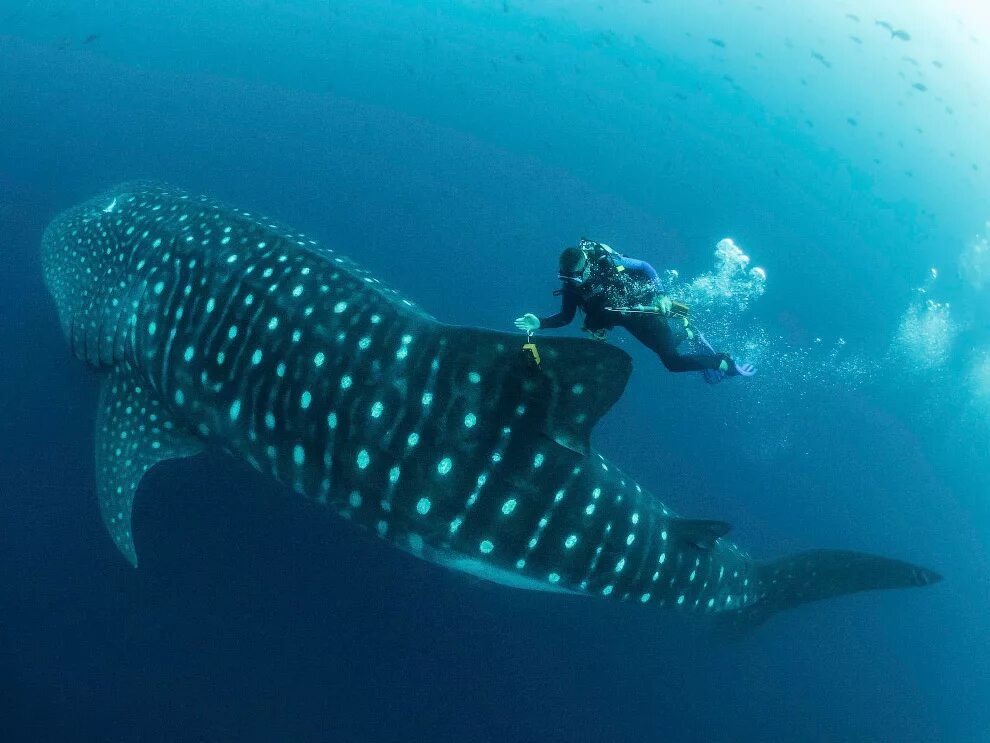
[522,342,541,366]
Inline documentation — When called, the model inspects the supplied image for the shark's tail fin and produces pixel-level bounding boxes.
[716,549,942,637]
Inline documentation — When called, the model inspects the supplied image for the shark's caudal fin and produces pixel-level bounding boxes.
[96,366,202,566]
[443,327,633,455]
[716,549,942,637]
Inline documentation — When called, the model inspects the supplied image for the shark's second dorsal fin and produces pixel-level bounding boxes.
[96,365,202,566]
[667,519,732,550]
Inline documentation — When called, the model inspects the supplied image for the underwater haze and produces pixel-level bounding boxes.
[1,1,988,741]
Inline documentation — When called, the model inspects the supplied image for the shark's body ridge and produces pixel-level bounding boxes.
[43,183,939,632]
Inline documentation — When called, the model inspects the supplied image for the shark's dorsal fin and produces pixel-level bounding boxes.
[445,329,633,457]
[526,336,633,455]
[96,366,202,567]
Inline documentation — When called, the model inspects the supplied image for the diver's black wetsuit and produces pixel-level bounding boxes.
[539,253,723,373]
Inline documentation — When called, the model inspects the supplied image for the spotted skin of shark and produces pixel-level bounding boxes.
[43,183,941,632]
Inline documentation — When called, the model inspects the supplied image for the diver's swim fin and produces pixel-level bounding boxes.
[702,368,725,385]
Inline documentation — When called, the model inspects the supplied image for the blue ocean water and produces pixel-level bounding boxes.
[1,1,988,741]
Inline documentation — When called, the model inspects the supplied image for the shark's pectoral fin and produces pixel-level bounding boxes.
[669,518,732,550]
[96,366,202,567]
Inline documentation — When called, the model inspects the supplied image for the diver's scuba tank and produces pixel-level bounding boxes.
[581,237,691,317]
[578,238,621,269]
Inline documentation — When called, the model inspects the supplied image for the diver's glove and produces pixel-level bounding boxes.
[514,313,540,333]
[653,295,673,316]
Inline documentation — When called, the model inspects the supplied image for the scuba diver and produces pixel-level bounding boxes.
[514,239,755,382]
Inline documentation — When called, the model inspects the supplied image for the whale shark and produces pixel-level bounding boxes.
[42,183,940,632]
